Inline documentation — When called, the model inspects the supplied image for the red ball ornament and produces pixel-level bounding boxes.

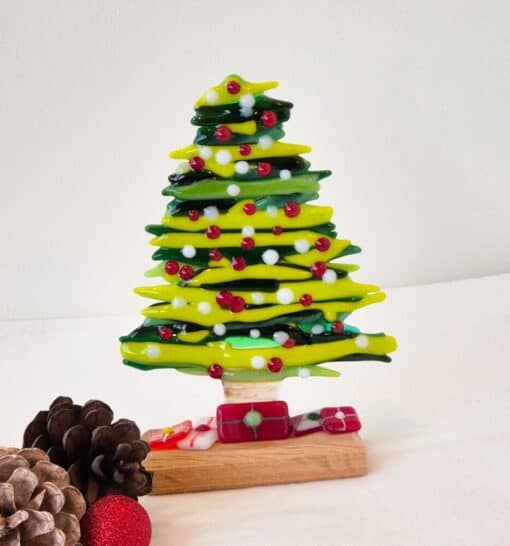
[283,337,296,349]
[158,326,173,340]
[164,260,179,275]
[241,237,255,250]
[311,261,327,278]
[300,294,313,307]
[260,110,278,128]
[284,201,300,217]
[189,156,205,171]
[208,363,224,379]
[272,225,283,236]
[188,209,200,222]
[332,321,344,333]
[229,296,246,313]
[209,248,223,261]
[179,265,194,280]
[257,162,272,177]
[268,357,283,373]
[239,144,251,156]
[214,125,232,142]
[231,256,247,271]
[216,290,233,308]
[243,202,256,215]
[80,495,151,546]
[226,80,241,94]
[315,237,331,252]
[206,225,221,239]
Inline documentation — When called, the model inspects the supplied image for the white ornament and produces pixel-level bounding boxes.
[298,367,311,379]
[181,245,196,258]
[273,331,290,345]
[213,323,226,336]
[175,162,191,175]
[322,269,338,284]
[242,225,255,237]
[145,344,161,359]
[172,297,187,308]
[279,169,291,180]
[205,89,219,104]
[262,249,279,265]
[294,239,310,254]
[311,324,325,335]
[355,334,369,349]
[251,292,265,304]
[266,205,278,217]
[239,94,255,108]
[203,206,219,220]
[250,329,261,338]
[258,135,273,149]
[215,150,232,165]
[240,106,253,118]
[250,355,266,370]
[276,288,294,304]
[235,161,250,174]
[227,184,240,196]
[197,301,212,315]
[199,146,212,160]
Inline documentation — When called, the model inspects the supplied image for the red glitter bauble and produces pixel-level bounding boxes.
[300,294,313,307]
[284,201,300,217]
[260,110,278,128]
[315,237,331,252]
[158,326,173,340]
[179,265,194,280]
[189,156,205,171]
[231,256,247,271]
[257,162,272,177]
[239,144,251,156]
[216,290,233,307]
[243,202,256,215]
[332,321,344,333]
[206,225,221,239]
[229,296,246,313]
[226,80,241,94]
[208,363,224,379]
[268,357,283,373]
[214,125,232,142]
[80,495,151,546]
[241,237,255,250]
[272,225,283,236]
[209,248,223,261]
[311,261,327,278]
[188,209,200,221]
[164,260,179,275]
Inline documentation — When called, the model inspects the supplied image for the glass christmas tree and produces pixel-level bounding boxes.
[120,74,397,391]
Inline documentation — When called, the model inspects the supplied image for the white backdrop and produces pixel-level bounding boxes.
[1,0,509,320]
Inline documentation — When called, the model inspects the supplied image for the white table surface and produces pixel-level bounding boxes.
[1,274,509,545]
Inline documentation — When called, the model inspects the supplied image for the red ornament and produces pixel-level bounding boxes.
[164,260,179,275]
[209,248,223,261]
[214,125,232,142]
[260,110,278,128]
[284,201,300,217]
[272,225,283,236]
[179,265,194,280]
[208,363,224,379]
[239,144,251,156]
[268,357,283,373]
[226,80,241,94]
[231,256,247,271]
[189,156,204,171]
[188,209,200,222]
[216,290,233,308]
[80,495,151,546]
[243,202,256,215]
[315,237,331,252]
[158,326,173,340]
[300,294,313,307]
[332,321,344,333]
[283,337,296,349]
[241,237,255,250]
[206,225,221,239]
[311,261,327,278]
[229,296,246,313]
[257,162,272,177]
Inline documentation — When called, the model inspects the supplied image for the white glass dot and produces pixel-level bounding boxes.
[175,162,191,174]
[251,292,265,304]
[323,269,338,284]
[355,334,369,349]
[242,225,255,237]
[266,205,278,217]
[213,323,226,336]
[215,150,232,165]
[145,344,161,359]
[250,329,261,338]
[203,206,219,220]
[205,89,219,104]
[298,367,311,378]
[199,146,212,160]
[335,410,346,419]
[276,288,294,304]
[311,324,325,335]
[279,169,291,180]
[240,106,253,118]
[235,161,250,174]
[273,331,290,345]
[239,93,255,108]
[258,135,273,149]
[262,249,279,265]
[172,297,187,308]
[294,239,310,254]
[181,245,196,258]
[197,302,212,315]
[250,355,266,369]
[227,184,240,196]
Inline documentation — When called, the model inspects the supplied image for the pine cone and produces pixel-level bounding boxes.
[22,397,152,506]
[0,446,85,546]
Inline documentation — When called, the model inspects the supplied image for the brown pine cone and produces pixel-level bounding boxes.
[0,446,86,546]
[22,397,152,506]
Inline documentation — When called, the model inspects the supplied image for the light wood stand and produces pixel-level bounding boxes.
[143,431,367,495]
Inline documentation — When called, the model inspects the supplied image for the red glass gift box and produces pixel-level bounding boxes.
[217,401,290,443]
[148,420,192,450]
[320,406,361,433]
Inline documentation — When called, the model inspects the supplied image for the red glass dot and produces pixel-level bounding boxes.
[241,237,255,250]
[188,209,200,222]
[272,225,283,236]
[284,201,300,217]
[209,249,223,262]
[189,156,204,171]
[179,265,194,280]
[164,260,179,275]
[229,296,246,313]
[283,337,296,349]
[208,363,224,379]
[257,162,272,177]
[214,125,232,142]
[243,202,256,215]
[216,291,233,308]
[232,256,247,271]
[158,326,173,340]
[226,80,241,94]
[206,225,221,239]
[311,261,327,278]
[260,110,278,128]
[315,237,331,252]
[300,294,313,307]
[239,144,251,156]
[268,357,283,373]
[332,321,344,333]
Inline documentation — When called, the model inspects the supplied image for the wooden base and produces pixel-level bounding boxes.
[143,431,367,495]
